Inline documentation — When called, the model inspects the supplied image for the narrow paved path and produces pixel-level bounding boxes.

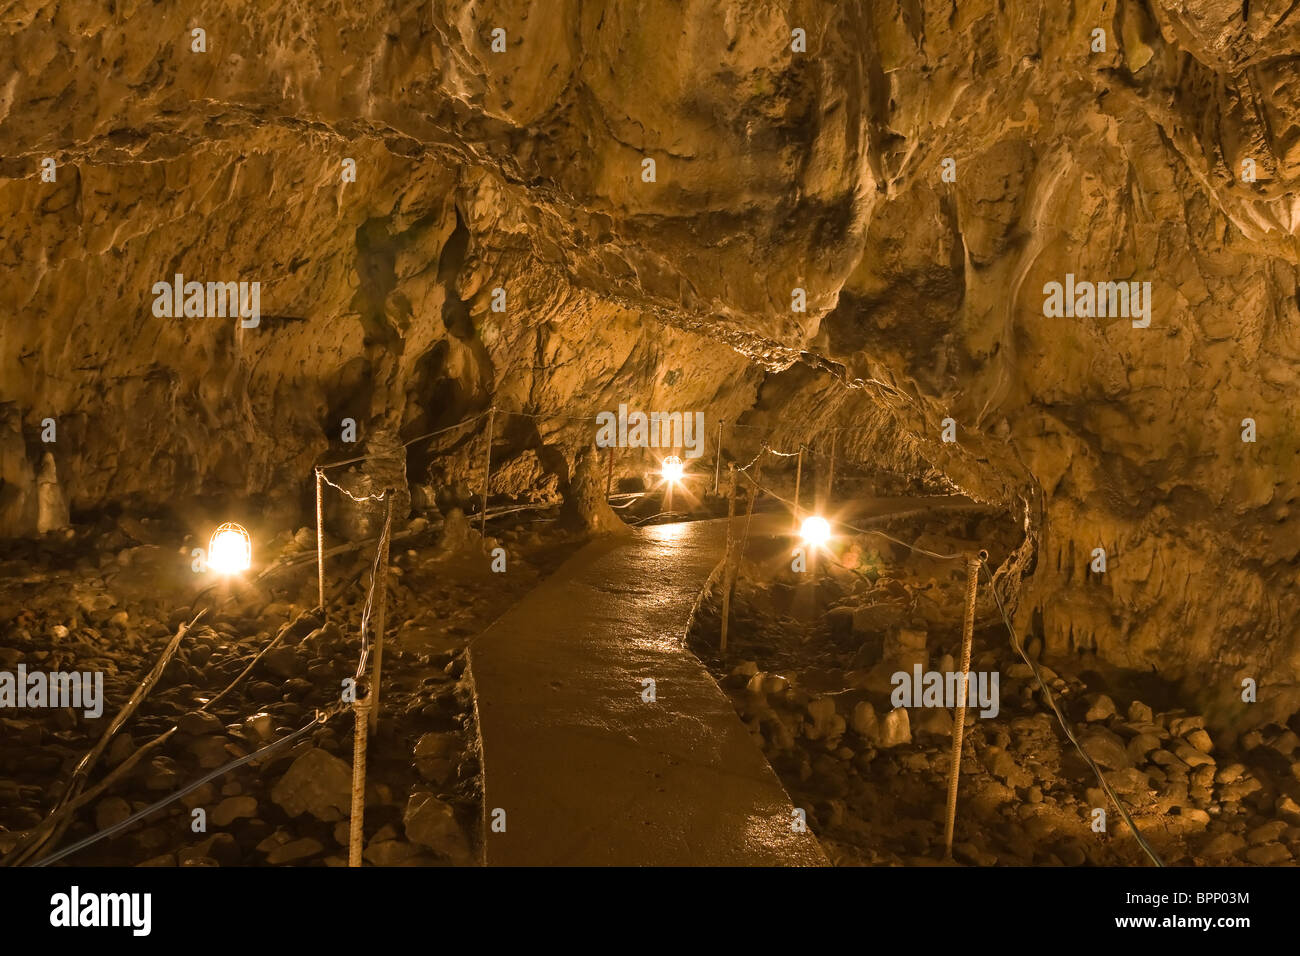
[469,517,827,866]
[469,497,976,865]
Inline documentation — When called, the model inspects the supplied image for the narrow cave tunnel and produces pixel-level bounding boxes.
[0,0,1295,932]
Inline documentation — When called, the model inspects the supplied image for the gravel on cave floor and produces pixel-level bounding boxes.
[0,509,582,866]
[688,514,1300,867]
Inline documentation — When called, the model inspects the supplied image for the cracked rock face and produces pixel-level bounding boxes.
[1,1,1298,723]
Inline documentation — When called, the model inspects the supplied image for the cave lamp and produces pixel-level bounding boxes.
[660,455,684,483]
[209,522,252,575]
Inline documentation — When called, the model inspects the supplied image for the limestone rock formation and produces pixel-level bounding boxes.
[1,0,1298,724]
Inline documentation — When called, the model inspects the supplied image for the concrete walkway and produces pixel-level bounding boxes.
[469,518,828,866]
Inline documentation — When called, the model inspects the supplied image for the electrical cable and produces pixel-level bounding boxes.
[318,470,391,503]
[34,708,342,866]
[979,559,1165,867]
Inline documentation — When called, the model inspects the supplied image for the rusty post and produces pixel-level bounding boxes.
[349,693,372,867]
[720,464,738,655]
[368,494,392,734]
[315,468,325,616]
[714,420,724,495]
[944,554,981,858]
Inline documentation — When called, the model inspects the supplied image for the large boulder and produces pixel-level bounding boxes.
[271,748,353,822]
[403,791,473,863]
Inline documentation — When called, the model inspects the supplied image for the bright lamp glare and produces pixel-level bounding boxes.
[799,516,832,547]
[209,522,252,575]
[660,455,684,483]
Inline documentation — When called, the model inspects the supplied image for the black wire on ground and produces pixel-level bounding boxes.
[979,559,1164,867]
[735,455,1165,866]
[34,708,340,867]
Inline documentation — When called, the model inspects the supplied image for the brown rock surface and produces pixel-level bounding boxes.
[0,0,1297,724]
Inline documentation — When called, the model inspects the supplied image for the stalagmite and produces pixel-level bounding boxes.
[36,452,69,533]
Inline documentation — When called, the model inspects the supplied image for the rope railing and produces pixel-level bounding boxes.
[34,707,341,867]
[726,454,1163,866]
[28,396,1152,872]
[980,559,1164,867]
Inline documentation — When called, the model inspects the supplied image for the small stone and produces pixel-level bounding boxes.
[1084,694,1116,722]
[877,707,911,749]
[1185,728,1214,754]
[1248,820,1287,845]
[262,646,303,679]
[1127,700,1154,723]
[413,732,459,784]
[271,748,353,822]
[243,712,274,741]
[1168,715,1205,737]
[983,748,1033,789]
[1270,730,1300,757]
[882,627,927,670]
[249,682,280,702]
[256,830,289,854]
[1214,762,1246,785]
[177,710,225,736]
[363,840,423,866]
[850,701,877,738]
[1126,732,1162,764]
[912,707,953,739]
[805,697,837,741]
[761,674,788,695]
[1245,843,1291,865]
[1149,748,1180,767]
[1102,764,1154,796]
[952,842,997,866]
[1178,808,1211,827]
[1079,728,1131,770]
[187,735,231,768]
[94,796,132,830]
[1172,741,1215,768]
[1198,832,1245,862]
[211,796,258,827]
[266,837,324,865]
[403,792,472,863]
[180,782,216,810]
[1278,795,1300,822]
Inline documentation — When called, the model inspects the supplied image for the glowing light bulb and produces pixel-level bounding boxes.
[660,455,684,483]
[799,515,831,547]
[209,522,251,574]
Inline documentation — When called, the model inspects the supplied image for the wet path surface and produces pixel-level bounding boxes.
[469,517,828,866]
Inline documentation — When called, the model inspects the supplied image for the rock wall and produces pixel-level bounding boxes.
[1,1,1297,721]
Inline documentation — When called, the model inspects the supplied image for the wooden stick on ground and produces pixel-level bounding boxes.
[10,606,332,866]
[6,610,204,865]
[943,555,981,859]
